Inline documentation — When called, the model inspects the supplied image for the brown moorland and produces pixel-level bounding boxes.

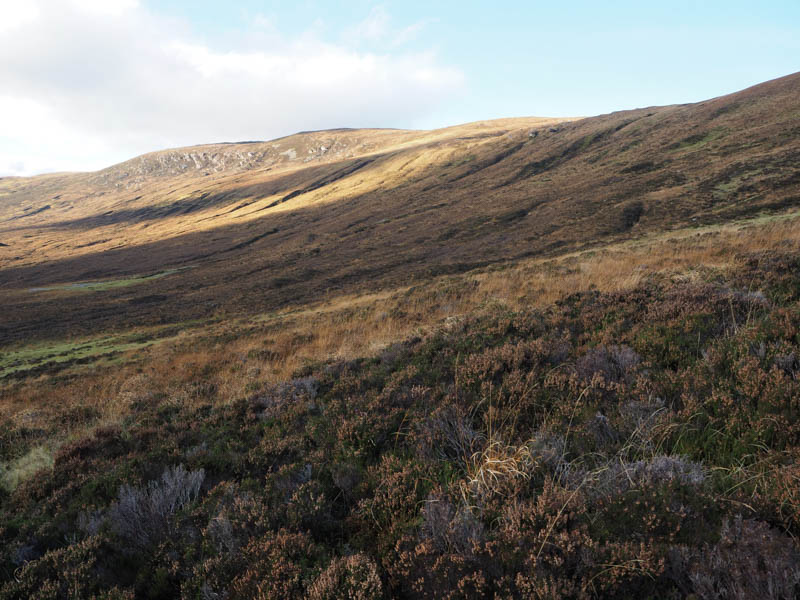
[1,72,799,345]
[1,72,800,599]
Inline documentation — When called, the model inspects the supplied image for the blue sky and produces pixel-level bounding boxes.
[1,0,798,175]
[147,0,800,121]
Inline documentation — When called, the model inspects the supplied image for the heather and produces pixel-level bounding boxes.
[2,251,800,598]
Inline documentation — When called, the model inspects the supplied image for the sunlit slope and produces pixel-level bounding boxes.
[0,119,565,267]
[0,72,799,343]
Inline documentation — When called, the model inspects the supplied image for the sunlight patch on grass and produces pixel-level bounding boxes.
[0,446,54,491]
[0,329,179,379]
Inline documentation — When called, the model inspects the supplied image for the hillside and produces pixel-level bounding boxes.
[2,73,800,345]
[1,73,800,598]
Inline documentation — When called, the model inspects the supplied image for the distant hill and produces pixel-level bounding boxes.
[1,73,799,342]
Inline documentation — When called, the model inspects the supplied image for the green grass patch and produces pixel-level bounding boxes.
[29,267,187,293]
[669,127,727,152]
[0,327,185,379]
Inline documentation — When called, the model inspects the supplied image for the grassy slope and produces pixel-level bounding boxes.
[1,73,799,345]
[0,73,799,598]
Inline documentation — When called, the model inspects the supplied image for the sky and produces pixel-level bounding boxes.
[0,0,798,176]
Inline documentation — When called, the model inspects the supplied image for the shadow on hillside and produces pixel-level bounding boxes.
[3,76,800,344]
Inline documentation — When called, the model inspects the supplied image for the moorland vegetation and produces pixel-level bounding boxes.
[1,73,800,598]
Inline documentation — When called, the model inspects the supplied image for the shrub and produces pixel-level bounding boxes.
[590,455,706,498]
[251,376,319,418]
[308,553,384,600]
[109,464,205,551]
[670,516,800,599]
[207,513,238,555]
[774,351,799,379]
[420,491,484,555]
[0,536,109,599]
[227,530,325,600]
[414,403,481,469]
[5,252,800,598]
[576,345,641,384]
[391,538,490,600]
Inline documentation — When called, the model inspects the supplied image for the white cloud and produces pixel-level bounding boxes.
[0,2,462,175]
[392,19,435,47]
[69,0,139,17]
[0,95,113,175]
[0,1,40,33]
[344,7,430,48]
[252,13,276,33]
[349,6,391,42]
